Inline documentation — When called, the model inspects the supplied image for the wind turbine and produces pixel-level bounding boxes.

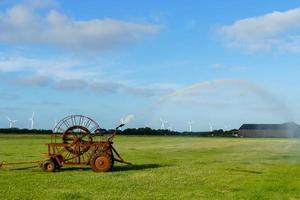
[29,112,35,129]
[160,118,168,129]
[7,117,17,128]
[188,121,194,132]
[209,122,214,132]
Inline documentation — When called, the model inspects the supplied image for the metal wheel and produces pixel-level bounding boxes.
[90,153,113,172]
[52,115,101,156]
[53,115,101,136]
[62,125,93,155]
[51,115,109,166]
[42,160,56,172]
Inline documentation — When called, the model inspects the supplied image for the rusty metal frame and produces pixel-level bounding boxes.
[0,115,130,171]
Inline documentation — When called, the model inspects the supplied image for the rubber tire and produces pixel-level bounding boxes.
[90,153,113,172]
[41,160,56,172]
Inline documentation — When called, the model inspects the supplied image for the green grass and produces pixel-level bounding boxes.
[0,134,300,200]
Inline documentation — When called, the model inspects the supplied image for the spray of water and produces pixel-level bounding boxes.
[120,114,135,125]
[156,79,292,119]
[135,79,293,131]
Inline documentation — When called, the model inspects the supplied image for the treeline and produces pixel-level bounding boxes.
[0,128,52,134]
[0,127,238,137]
[118,127,237,137]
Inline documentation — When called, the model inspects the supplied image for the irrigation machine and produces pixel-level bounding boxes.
[0,115,131,172]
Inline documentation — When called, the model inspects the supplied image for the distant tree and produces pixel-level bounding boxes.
[0,127,239,137]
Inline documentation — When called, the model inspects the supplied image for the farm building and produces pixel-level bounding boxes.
[238,122,300,138]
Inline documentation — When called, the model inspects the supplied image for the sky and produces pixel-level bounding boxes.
[0,0,300,131]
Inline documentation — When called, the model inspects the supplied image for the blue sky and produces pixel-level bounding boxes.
[0,0,300,131]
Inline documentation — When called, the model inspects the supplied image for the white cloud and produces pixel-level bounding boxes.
[0,55,97,80]
[55,79,88,90]
[26,0,58,9]
[90,81,176,96]
[0,91,18,100]
[122,84,175,97]
[0,55,176,96]
[14,75,50,86]
[210,63,249,72]
[90,81,123,93]
[211,64,224,69]
[0,106,23,111]
[0,4,160,52]
[219,7,300,52]
[0,3,170,97]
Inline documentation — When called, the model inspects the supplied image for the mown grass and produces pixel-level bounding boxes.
[0,134,300,200]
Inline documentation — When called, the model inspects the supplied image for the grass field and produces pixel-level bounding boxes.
[0,134,300,200]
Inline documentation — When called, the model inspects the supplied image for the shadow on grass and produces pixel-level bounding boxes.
[227,168,262,174]
[113,163,162,172]
[59,166,91,172]
[56,163,162,172]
